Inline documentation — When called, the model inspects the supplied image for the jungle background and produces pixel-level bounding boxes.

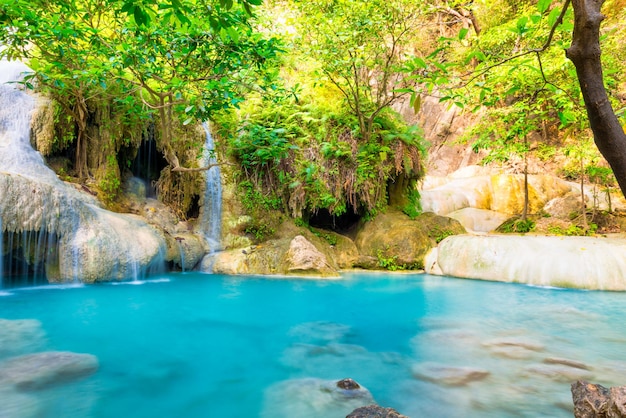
[1,0,625,239]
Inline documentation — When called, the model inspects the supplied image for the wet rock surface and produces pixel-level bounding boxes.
[346,404,409,418]
[572,380,626,418]
[0,351,99,390]
[411,362,490,386]
[261,377,373,418]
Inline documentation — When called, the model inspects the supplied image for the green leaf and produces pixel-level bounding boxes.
[537,0,552,14]
[547,7,561,27]
[410,93,421,113]
[458,28,469,41]
[183,117,193,125]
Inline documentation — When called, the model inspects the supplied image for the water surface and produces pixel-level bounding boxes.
[1,273,625,417]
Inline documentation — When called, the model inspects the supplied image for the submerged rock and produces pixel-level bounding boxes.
[261,377,374,418]
[0,351,98,390]
[523,364,594,383]
[411,362,490,386]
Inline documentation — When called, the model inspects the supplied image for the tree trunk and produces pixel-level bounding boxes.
[566,0,626,198]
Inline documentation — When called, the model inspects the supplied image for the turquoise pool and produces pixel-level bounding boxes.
[1,272,625,417]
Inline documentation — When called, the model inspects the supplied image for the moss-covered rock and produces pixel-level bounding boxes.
[354,210,465,270]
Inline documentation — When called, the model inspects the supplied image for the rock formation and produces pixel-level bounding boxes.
[346,405,409,418]
[1,60,167,283]
[426,234,626,290]
[572,380,626,418]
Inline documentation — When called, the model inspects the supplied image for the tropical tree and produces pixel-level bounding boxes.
[565,0,626,197]
[0,0,280,178]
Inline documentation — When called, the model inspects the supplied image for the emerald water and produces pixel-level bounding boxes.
[1,272,626,417]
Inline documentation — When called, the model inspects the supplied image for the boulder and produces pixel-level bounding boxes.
[355,210,465,269]
[346,405,408,418]
[571,380,626,418]
[283,235,336,276]
[0,351,99,390]
[207,235,340,277]
[431,234,626,290]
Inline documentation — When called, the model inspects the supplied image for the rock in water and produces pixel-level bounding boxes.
[572,380,626,418]
[261,377,374,418]
[0,351,99,390]
[346,405,409,418]
[432,234,626,290]
[411,362,490,386]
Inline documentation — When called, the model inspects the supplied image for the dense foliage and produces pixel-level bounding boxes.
[2,0,626,225]
[1,0,280,212]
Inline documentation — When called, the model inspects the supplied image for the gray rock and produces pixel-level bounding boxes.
[0,351,99,390]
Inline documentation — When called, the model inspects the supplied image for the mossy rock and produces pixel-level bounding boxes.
[354,210,465,270]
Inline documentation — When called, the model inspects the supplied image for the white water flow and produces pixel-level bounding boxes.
[177,240,186,273]
[200,122,222,251]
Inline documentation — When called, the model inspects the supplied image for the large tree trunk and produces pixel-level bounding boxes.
[566,0,626,197]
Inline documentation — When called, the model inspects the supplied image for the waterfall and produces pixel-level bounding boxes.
[177,239,186,273]
[200,122,222,252]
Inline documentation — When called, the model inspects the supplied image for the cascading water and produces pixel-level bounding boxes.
[200,122,222,252]
[0,58,167,285]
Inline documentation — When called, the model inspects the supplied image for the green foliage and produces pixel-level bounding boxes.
[547,223,598,236]
[292,0,429,142]
[376,248,404,271]
[99,155,121,202]
[498,217,536,233]
[429,226,456,244]
[217,88,426,219]
[0,0,280,178]
[402,188,422,219]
